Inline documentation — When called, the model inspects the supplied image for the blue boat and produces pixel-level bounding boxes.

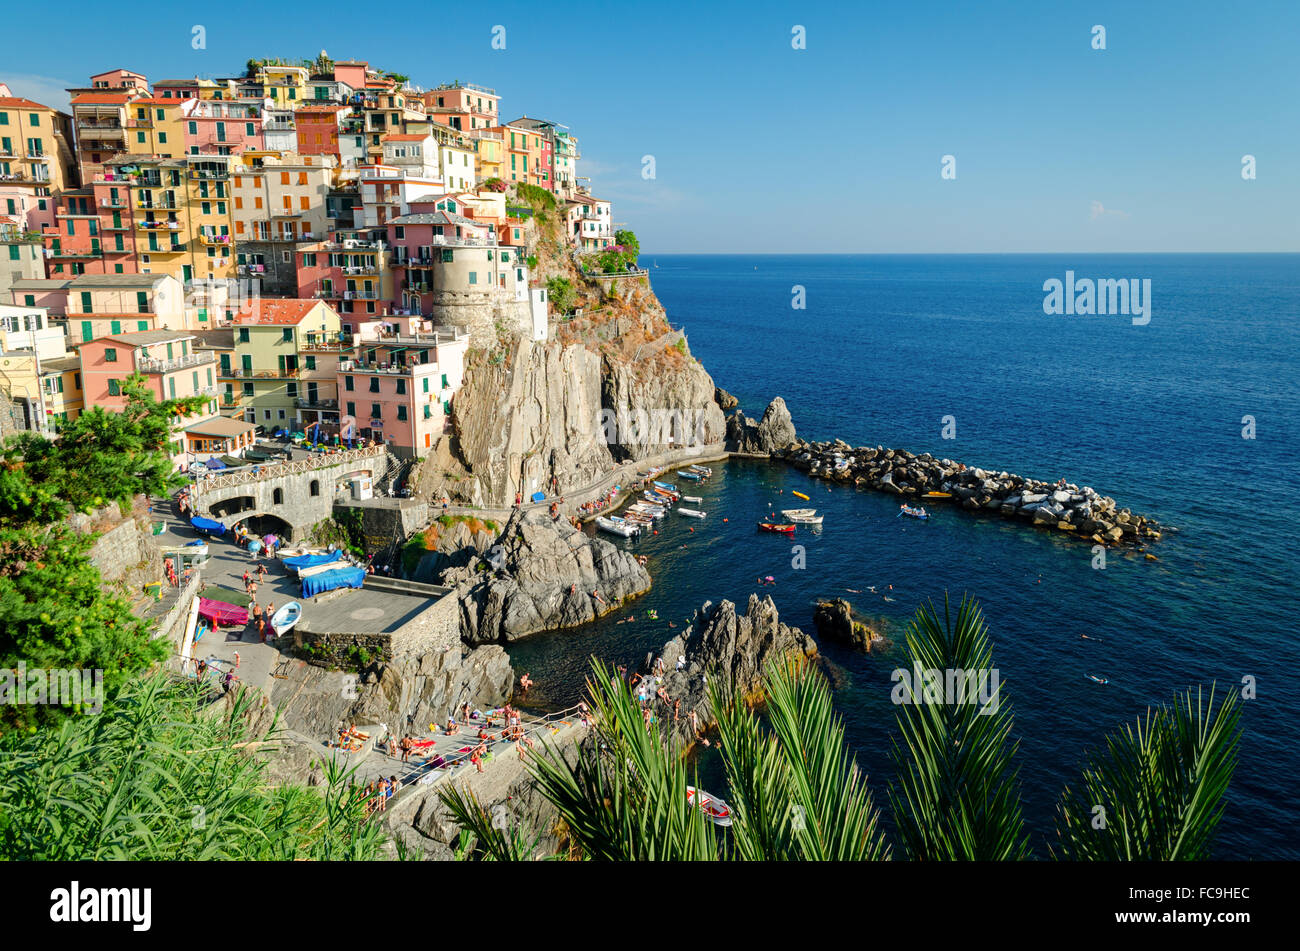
[189,515,227,537]
[653,481,677,492]
[676,470,703,482]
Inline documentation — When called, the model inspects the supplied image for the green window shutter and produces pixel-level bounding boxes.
[81,321,93,342]
[137,320,148,331]
[422,377,429,393]
[169,378,176,399]
[81,291,92,312]
[241,354,252,372]
[441,373,448,388]
[108,379,120,396]
[137,291,148,313]
[110,320,121,335]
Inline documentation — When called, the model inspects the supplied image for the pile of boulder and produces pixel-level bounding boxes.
[775,439,1164,545]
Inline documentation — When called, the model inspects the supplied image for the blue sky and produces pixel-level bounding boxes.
[4,0,1297,252]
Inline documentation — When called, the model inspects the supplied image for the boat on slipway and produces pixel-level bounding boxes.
[271,602,302,636]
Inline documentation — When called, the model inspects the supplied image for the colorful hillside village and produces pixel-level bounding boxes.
[0,56,617,464]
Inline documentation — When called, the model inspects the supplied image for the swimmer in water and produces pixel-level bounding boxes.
[867,586,877,593]
[846,588,861,593]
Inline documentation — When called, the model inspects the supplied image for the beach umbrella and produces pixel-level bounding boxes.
[262,534,277,547]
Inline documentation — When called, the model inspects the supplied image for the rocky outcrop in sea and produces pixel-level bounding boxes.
[813,598,885,652]
[439,508,652,644]
[725,396,798,455]
[779,439,1165,544]
[649,594,817,746]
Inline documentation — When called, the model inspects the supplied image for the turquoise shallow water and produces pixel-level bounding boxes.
[508,254,1300,859]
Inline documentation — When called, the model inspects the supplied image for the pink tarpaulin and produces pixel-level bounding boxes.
[199,597,249,627]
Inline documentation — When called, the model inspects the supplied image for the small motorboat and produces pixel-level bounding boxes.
[688,465,712,476]
[676,470,703,482]
[781,508,816,519]
[1086,674,1110,685]
[681,495,703,504]
[758,521,796,534]
[652,481,678,493]
[271,602,302,636]
[791,491,811,501]
[898,505,929,519]
[792,514,823,526]
[687,786,733,827]
[596,516,639,538]
[677,507,706,518]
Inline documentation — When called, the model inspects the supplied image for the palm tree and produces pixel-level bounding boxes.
[440,594,1242,861]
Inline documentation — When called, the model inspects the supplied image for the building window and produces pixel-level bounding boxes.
[104,348,117,362]
[368,377,379,393]
[272,488,284,505]
[238,328,250,343]
[108,379,120,396]
[309,480,320,497]
[282,328,293,342]
[344,376,354,391]
[397,405,407,421]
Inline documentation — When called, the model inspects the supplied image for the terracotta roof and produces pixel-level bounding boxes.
[129,97,181,107]
[71,93,133,105]
[0,96,55,110]
[235,298,322,325]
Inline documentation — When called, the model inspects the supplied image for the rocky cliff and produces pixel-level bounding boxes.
[438,508,651,644]
[420,209,725,508]
[726,396,799,455]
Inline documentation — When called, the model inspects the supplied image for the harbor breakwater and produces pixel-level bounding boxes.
[725,397,1165,546]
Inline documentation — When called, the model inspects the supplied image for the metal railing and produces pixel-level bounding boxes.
[192,444,385,493]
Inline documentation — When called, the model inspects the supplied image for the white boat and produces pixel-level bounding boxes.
[686,786,733,827]
[781,508,816,519]
[596,516,638,538]
[677,507,706,518]
[792,514,823,526]
[687,465,712,476]
[629,504,665,519]
[682,495,703,504]
[271,601,302,635]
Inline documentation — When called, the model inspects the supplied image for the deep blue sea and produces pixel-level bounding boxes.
[508,254,1300,859]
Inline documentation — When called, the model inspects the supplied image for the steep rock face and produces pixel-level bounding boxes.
[265,644,514,745]
[650,594,817,745]
[440,508,651,643]
[443,285,724,507]
[726,397,798,454]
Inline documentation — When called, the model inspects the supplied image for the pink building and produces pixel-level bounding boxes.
[295,227,392,327]
[336,330,467,457]
[76,328,231,467]
[182,99,264,156]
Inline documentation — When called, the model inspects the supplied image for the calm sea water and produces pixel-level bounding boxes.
[508,254,1300,859]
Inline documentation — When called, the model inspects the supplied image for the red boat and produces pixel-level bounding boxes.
[757,521,796,534]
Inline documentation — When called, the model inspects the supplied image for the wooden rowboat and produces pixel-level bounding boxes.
[758,522,796,534]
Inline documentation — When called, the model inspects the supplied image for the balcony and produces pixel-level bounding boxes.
[197,232,232,247]
[341,290,379,300]
[47,247,101,259]
[0,171,51,185]
[136,197,178,210]
[221,392,243,407]
[188,168,229,181]
[135,351,214,374]
[146,243,188,254]
[99,196,130,208]
[136,219,181,231]
[295,396,339,410]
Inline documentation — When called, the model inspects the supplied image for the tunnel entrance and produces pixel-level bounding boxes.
[232,513,296,543]
[210,495,255,519]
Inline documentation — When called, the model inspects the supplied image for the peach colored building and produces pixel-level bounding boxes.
[76,327,224,466]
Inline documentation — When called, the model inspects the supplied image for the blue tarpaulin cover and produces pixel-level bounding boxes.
[301,565,366,597]
[190,516,226,536]
[282,550,343,571]
[205,456,227,470]
[531,491,546,503]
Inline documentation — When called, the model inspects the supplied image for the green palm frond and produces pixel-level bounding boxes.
[522,658,718,861]
[1052,685,1241,860]
[888,594,1030,860]
[714,657,889,860]
[437,784,543,861]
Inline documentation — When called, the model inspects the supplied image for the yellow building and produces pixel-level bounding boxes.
[107,153,236,283]
[225,297,342,430]
[124,98,186,159]
[0,92,80,231]
[471,130,504,182]
[259,65,309,107]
